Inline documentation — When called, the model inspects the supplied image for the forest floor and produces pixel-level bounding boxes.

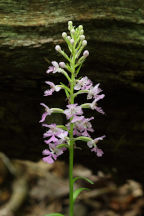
[0,152,144,216]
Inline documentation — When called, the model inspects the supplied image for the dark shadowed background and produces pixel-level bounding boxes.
[0,0,144,183]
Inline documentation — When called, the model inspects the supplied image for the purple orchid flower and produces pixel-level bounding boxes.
[43,124,68,138]
[74,76,93,90]
[66,122,81,136]
[53,146,65,156]
[43,124,68,148]
[44,81,61,96]
[87,83,102,99]
[46,61,61,74]
[80,117,94,137]
[43,124,64,138]
[87,135,105,157]
[90,99,105,115]
[78,117,94,131]
[44,135,58,144]
[94,94,105,102]
[71,115,84,123]
[66,116,94,137]
[47,137,67,154]
[64,104,83,119]
[44,89,53,96]
[39,103,52,123]
[42,149,57,164]
[58,130,68,140]
[87,135,106,148]
[72,116,94,137]
[91,147,104,157]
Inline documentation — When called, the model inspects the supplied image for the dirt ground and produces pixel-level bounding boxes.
[0,153,143,216]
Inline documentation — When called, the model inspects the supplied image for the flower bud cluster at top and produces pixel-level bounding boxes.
[39,21,105,164]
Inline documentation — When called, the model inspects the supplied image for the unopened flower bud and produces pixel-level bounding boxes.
[83,50,89,57]
[55,45,61,52]
[67,36,71,40]
[82,40,87,46]
[71,29,75,34]
[70,39,74,45]
[59,62,66,68]
[80,35,85,40]
[68,21,73,30]
[62,32,67,38]
[68,21,73,26]
[79,25,83,30]
[80,30,84,34]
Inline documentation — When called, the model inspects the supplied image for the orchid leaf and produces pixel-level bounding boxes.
[73,176,94,184]
[73,187,89,202]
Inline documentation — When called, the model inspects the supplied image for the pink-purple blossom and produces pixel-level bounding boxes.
[75,117,94,137]
[90,99,105,115]
[80,117,94,136]
[74,76,92,90]
[39,103,52,123]
[87,135,105,157]
[67,116,94,137]
[42,124,68,163]
[53,146,65,156]
[42,146,65,164]
[44,135,58,144]
[71,115,84,123]
[87,135,106,148]
[91,147,104,157]
[94,94,105,102]
[64,104,83,119]
[58,131,69,141]
[42,149,57,164]
[46,61,60,74]
[87,83,102,99]
[44,81,61,96]
[43,124,68,140]
[43,124,68,150]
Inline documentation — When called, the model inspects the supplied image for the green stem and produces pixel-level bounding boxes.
[69,48,76,216]
[69,133,74,216]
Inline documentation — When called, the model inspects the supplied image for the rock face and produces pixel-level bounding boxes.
[0,0,144,181]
